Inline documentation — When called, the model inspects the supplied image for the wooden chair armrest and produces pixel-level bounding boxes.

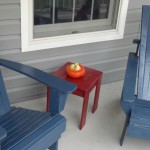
[0,59,76,93]
[0,59,77,114]
[121,52,138,114]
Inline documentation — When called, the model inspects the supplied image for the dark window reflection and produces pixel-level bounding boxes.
[55,0,73,23]
[75,0,110,21]
[94,0,110,19]
[34,0,53,25]
[74,0,91,21]
[34,0,110,25]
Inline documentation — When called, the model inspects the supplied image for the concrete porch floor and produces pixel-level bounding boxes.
[13,81,150,150]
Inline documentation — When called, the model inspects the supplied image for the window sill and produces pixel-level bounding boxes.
[22,29,123,52]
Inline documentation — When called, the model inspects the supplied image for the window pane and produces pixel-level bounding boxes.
[74,0,110,21]
[93,0,110,20]
[55,0,73,23]
[74,0,92,21]
[34,0,53,25]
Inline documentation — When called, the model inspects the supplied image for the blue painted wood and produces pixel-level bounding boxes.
[120,116,129,146]
[127,99,150,140]
[0,127,7,141]
[133,39,140,45]
[120,52,138,115]
[138,6,150,100]
[120,6,150,145]
[49,141,58,150]
[0,107,66,150]
[132,39,140,55]
[0,58,76,114]
[0,71,11,116]
[0,59,76,94]
[0,58,76,149]
[49,88,69,114]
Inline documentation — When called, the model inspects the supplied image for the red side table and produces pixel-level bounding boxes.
[46,62,103,130]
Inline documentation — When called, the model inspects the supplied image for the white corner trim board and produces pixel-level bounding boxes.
[21,0,129,52]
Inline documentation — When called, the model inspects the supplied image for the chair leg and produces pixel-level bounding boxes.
[49,141,58,150]
[120,116,129,146]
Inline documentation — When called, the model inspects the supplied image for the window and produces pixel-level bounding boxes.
[21,0,129,52]
[33,0,119,38]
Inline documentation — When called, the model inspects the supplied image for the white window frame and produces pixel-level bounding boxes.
[21,0,129,52]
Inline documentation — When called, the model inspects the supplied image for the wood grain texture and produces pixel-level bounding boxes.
[138,6,150,100]
[120,6,150,145]
[0,107,66,150]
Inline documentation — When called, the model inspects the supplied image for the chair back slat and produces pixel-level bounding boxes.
[138,6,150,100]
[0,70,10,115]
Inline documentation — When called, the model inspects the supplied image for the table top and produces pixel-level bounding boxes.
[53,62,103,91]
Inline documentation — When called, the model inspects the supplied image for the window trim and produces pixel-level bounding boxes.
[21,0,129,52]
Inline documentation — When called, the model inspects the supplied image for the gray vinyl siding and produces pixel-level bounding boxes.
[0,0,149,103]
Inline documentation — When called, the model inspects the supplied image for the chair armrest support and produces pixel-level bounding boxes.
[133,39,140,45]
[0,59,77,114]
[0,126,7,141]
[133,39,141,56]
[121,53,138,115]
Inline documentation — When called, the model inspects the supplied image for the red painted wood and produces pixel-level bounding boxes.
[47,62,103,129]
[92,79,101,113]
[80,92,89,130]
[46,87,50,112]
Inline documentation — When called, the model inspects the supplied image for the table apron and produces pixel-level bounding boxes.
[73,79,99,97]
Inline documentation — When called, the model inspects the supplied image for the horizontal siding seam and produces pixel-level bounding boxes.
[84,56,128,66]
[104,67,126,74]
[7,83,43,92]
[20,45,135,64]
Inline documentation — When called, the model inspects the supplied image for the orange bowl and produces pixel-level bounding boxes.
[66,64,85,78]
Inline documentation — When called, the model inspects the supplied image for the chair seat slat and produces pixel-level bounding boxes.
[2,108,52,147]
[6,112,46,138]
[1,107,62,149]
[130,118,150,128]
[5,111,39,131]
[2,109,31,128]
[5,115,65,150]
[0,107,21,123]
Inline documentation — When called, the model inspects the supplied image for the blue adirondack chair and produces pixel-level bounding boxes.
[0,59,76,150]
[120,5,150,146]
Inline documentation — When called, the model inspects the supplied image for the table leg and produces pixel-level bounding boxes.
[92,78,101,113]
[80,92,89,130]
[46,87,50,112]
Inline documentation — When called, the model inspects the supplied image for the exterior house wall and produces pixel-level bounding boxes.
[0,0,150,103]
